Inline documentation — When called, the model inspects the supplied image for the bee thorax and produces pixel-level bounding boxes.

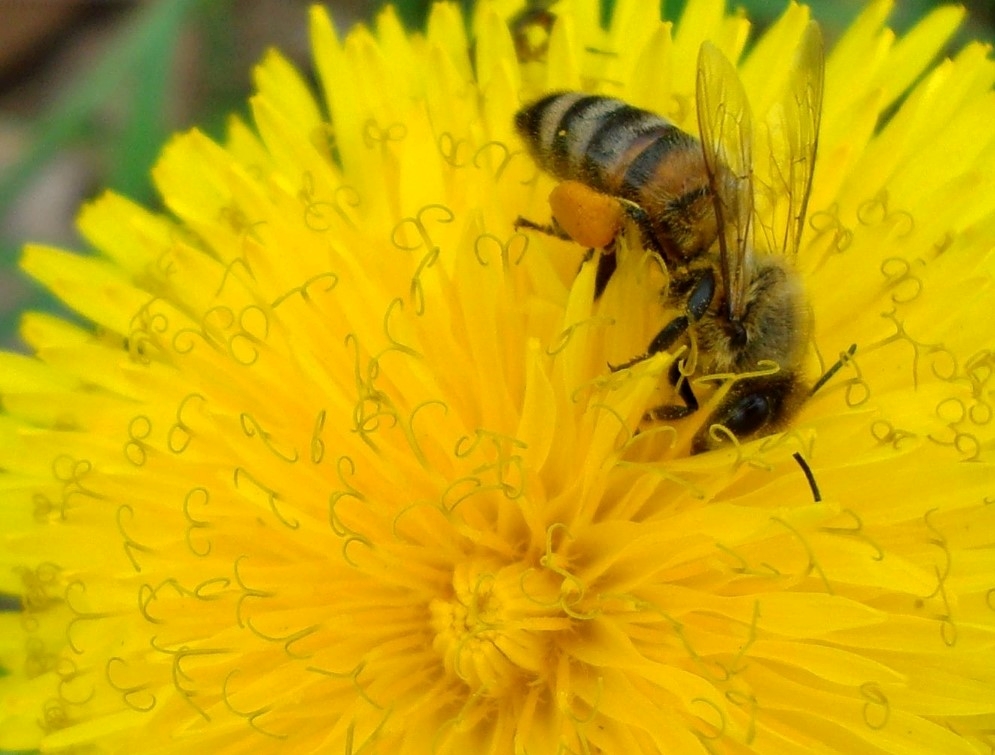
[695,257,807,374]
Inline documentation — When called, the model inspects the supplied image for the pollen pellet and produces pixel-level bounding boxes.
[548,180,624,248]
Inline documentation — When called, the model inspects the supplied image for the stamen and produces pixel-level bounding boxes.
[856,189,914,237]
[117,504,152,572]
[105,657,156,712]
[880,257,923,304]
[222,669,287,739]
[391,204,454,253]
[240,412,300,462]
[860,683,891,730]
[310,410,327,464]
[808,202,853,254]
[124,415,153,467]
[473,231,529,267]
[819,509,884,561]
[436,131,471,167]
[183,487,212,558]
[168,393,205,454]
[270,271,338,308]
[233,466,299,529]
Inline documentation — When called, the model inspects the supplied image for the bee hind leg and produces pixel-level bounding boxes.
[616,198,665,258]
[592,241,618,300]
[513,215,572,240]
[516,213,619,301]
[581,198,664,299]
[589,199,663,300]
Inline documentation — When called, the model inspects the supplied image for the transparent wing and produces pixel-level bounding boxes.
[765,22,825,257]
[696,41,754,322]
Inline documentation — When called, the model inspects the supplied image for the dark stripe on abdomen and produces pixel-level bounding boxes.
[582,106,674,192]
[620,128,699,200]
[666,184,711,214]
[551,97,627,179]
[514,92,583,177]
[514,92,562,146]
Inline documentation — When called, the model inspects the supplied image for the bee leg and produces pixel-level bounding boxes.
[518,212,619,300]
[616,198,665,258]
[609,267,715,371]
[626,268,716,424]
[513,215,572,241]
[593,240,618,300]
[646,359,699,421]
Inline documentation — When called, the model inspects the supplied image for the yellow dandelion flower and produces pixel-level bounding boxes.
[3,0,995,752]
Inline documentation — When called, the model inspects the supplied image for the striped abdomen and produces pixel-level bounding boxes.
[514,92,716,261]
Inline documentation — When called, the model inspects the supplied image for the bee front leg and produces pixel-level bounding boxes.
[610,267,715,371]
[621,267,716,424]
[646,359,699,420]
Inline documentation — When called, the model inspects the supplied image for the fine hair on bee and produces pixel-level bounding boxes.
[513,23,827,454]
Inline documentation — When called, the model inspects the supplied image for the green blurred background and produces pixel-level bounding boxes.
[0,0,992,354]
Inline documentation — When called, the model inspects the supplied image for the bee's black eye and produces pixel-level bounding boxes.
[692,389,775,454]
[725,392,772,437]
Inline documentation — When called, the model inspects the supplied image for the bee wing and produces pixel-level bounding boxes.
[696,41,754,322]
[767,22,824,257]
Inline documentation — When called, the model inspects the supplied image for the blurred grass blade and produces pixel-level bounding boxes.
[0,0,201,211]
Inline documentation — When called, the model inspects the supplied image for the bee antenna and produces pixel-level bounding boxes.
[811,343,857,396]
[792,452,821,503]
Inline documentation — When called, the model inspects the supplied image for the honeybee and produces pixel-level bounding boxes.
[514,24,825,454]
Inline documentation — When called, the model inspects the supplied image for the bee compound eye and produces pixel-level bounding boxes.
[725,392,773,437]
[691,390,774,454]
